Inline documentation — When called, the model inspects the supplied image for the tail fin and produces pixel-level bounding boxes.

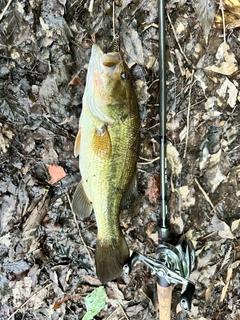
[95,232,129,283]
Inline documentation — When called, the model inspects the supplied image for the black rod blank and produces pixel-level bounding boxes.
[158,0,168,231]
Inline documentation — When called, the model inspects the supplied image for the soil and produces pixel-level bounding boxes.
[0,0,240,319]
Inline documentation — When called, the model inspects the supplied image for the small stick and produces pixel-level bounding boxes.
[219,0,226,43]
[183,72,195,159]
[166,10,191,67]
[66,192,95,271]
[138,156,160,164]
[118,303,130,320]
[157,284,173,320]
[219,267,232,303]
[0,0,13,22]
[106,306,119,319]
[88,0,94,14]
[194,178,215,210]
[112,0,115,38]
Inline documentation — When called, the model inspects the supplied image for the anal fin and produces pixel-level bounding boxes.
[120,172,138,210]
[72,181,92,218]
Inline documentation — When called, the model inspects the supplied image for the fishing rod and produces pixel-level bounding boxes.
[123,1,195,319]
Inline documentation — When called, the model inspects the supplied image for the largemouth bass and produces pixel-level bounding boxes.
[73,44,139,283]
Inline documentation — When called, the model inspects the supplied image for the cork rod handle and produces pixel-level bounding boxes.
[157,284,173,320]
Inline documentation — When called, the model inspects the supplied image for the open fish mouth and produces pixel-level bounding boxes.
[90,44,123,76]
[85,44,130,125]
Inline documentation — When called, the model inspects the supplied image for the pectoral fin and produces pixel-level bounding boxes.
[74,128,81,157]
[120,172,138,209]
[93,126,112,159]
[72,181,92,218]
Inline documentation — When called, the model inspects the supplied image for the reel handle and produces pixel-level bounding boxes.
[180,282,195,311]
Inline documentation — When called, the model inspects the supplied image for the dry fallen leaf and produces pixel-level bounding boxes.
[167,142,182,176]
[178,185,196,209]
[209,214,234,239]
[122,24,144,65]
[83,275,102,286]
[46,164,66,184]
[145,174,160,203]
[216,0,240,28]
[192,0,215,43]
[0,124,14,153]
[205,42,238,75]
[231,219,240,231]
[224,0,240,18]
[12,277,32,308]
[69,75,84,86]
[216,78,238,108]
[205,61,238,76]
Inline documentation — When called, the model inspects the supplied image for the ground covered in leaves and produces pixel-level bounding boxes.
[0,0,240,319]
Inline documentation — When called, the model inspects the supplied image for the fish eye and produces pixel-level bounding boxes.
[121,72,129,81]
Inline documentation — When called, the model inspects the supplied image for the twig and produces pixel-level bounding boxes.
[183,72,195,159]
[66,192,95,271]
[106,306,119,320]
[118,303,130,320]
[142,22,158,32]
[228,145,240,154]
[88,0,94,14]
[219,267,232,303]
[177,98,206,115]
[0,0,13,22]
[194,178,215,210]
[138,156,160,165]
[147,122,160,130]
[106,303,129,320]
[112,0,115,38]
[6,283,51,320]
[167,10,191,67]
[219,0,226,43]
[200,231,218,240]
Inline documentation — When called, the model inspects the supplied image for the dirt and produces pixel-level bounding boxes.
[0,0,240,319]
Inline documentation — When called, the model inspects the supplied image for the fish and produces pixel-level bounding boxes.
[73,44,139,283]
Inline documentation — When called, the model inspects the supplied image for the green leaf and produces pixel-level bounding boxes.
[82,286,107,320]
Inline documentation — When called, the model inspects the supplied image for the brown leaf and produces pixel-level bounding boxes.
[145,174,160,203]
[83,275,102,286]
[224,0,240,18]
[53,293,76,310]
[69,75,83,86]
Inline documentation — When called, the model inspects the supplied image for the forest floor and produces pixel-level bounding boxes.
[0,0,240,319]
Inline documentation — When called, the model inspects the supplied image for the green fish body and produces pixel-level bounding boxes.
[73,44,139,283]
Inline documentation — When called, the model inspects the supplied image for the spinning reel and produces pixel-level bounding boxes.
[123,235,195,311]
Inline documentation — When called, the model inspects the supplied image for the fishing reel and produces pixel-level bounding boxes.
[123,235,195,311]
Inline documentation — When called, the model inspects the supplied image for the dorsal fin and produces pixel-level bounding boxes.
[74,128,81,157]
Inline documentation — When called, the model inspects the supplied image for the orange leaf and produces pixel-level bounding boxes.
[46,164,66,185]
